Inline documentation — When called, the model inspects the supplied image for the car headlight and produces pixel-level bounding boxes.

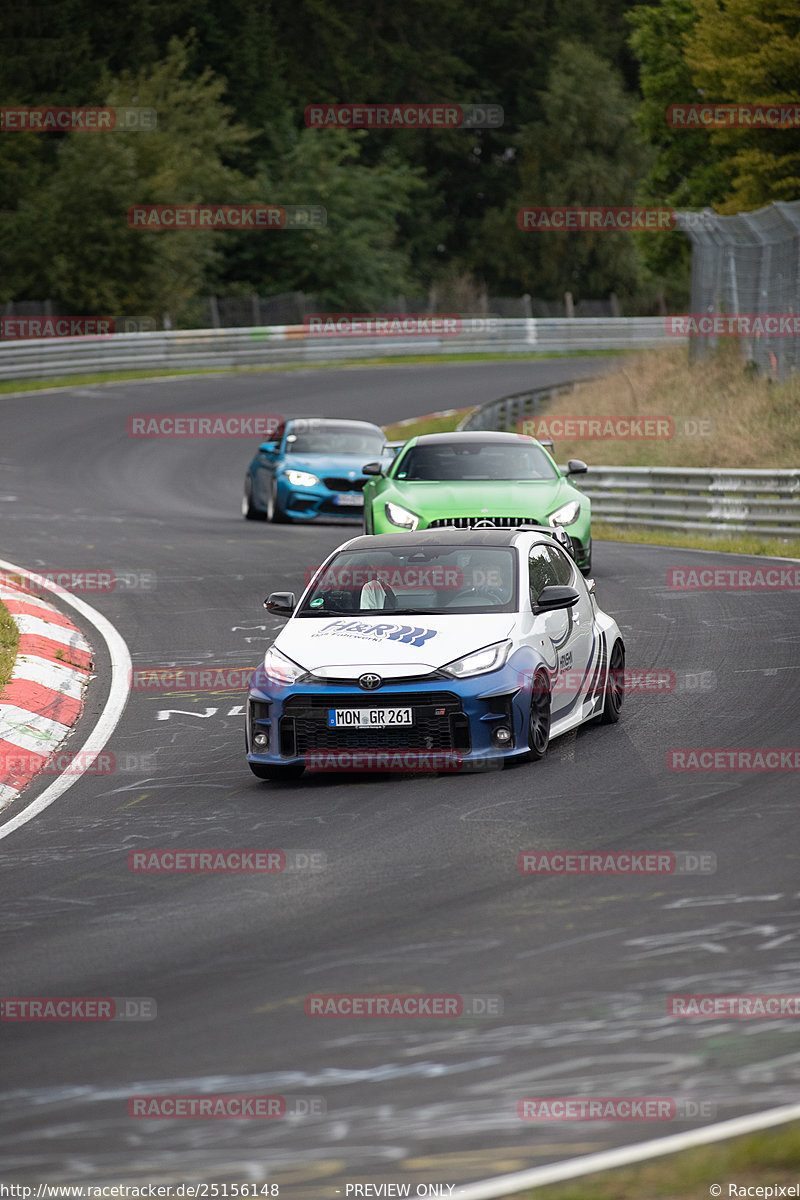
[441,640,511,679]
[263,646,306,685]
[548,500,581,527]
[385,501,420,530]
[284,470,319,487]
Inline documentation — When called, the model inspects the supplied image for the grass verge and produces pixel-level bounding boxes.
[383,407,474,441]
[515,1119,800,1200]
[0,596,19,696]
[592,522,800,560]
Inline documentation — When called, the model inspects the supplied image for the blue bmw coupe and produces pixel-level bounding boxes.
[242,417,391,523]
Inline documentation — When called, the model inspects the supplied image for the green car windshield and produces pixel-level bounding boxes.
[297,545,518,615]
[393,441,557,481]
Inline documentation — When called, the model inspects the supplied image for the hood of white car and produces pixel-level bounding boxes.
[273,612,516,679]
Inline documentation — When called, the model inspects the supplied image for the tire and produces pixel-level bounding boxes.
[242,476,265,521]
[528,670,551,760]
[249,762,305,781]
[599,639,625,724]
[267,479,288,524]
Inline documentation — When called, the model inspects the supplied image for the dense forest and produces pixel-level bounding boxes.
[1,0,798,321]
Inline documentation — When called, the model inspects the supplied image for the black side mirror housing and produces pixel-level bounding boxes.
[362,461,383,476]
[566,459,588,475]
[533,585,580,613]
[264,591,296,617]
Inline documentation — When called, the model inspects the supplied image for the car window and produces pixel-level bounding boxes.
[393,441,557,481]
[528,544,561,605]
[297,546,518,615]
[545,544,575,586]
[284,422,384,456]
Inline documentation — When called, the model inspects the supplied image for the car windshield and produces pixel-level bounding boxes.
[285,423,384,456]
[297,545,518,615]
[394,441,557,481]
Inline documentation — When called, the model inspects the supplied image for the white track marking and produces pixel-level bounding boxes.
[455,1101,800,1198]
[0,556,132,841]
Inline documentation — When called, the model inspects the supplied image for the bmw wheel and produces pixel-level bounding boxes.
[267,479,288,524]
[242,477,265,521]
[600,639,625,723]
[528,670,551,760]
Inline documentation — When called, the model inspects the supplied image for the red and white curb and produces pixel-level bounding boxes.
[0,574,93,811]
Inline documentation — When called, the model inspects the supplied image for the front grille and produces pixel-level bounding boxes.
[279,691,470,755]
[323,477,366,492]
[427,516,535,529]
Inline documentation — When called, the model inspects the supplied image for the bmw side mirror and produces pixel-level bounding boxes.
[264,591,296,617]
[533,585,580,613]
[362,461,383,476]
[259,441,278,454]
[566,459,587,475]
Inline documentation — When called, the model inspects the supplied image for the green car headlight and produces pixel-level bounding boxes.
[385,502,420,530]
[442,640,511,679]
[548,500,581,527]
[284,470,319,487]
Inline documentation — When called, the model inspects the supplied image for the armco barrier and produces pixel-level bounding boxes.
[461,383,800,537]
[0,318,680,381]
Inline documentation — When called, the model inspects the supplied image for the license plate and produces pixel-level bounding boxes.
[334,493,363,507]
[328,707,413,727]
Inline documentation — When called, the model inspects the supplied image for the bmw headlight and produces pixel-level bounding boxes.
[263,645,306,685]
[385,502,420,530]
[548,500,581,527]
[442,640,511,679]
[284,469,319,487]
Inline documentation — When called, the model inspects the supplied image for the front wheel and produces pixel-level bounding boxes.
[599,639,625,723]
[528,670,551,760]
[249,762,305,781]
[242,477,265,521]
[267,479,288,524]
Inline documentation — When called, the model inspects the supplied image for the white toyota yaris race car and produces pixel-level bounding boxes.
[246,527,624,779]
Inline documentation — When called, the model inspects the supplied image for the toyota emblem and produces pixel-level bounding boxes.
[358,672,382,690]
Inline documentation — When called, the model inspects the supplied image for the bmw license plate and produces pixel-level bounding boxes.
[328,707,413,727]
[334,493,363,507]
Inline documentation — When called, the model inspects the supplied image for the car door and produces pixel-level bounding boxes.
[527,542,587,718]
[543,544,595,709]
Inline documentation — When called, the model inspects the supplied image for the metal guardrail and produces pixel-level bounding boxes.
[0,318,681,381]
[460,382,800,537]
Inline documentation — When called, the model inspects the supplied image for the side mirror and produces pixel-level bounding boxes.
[533,585,580,613]
[362,461,383,476]
[259,441,278,454]
[566,459,587,475]
[264,591,296,617]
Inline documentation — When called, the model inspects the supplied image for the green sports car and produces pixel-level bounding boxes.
[362,431,592,573]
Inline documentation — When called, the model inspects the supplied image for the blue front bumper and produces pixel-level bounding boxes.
[246,650,540,772]
[278,477,364,522]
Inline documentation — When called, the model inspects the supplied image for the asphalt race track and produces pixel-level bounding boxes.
[1,359,799,1196]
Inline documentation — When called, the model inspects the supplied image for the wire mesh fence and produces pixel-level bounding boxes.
[676,200,800,381]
